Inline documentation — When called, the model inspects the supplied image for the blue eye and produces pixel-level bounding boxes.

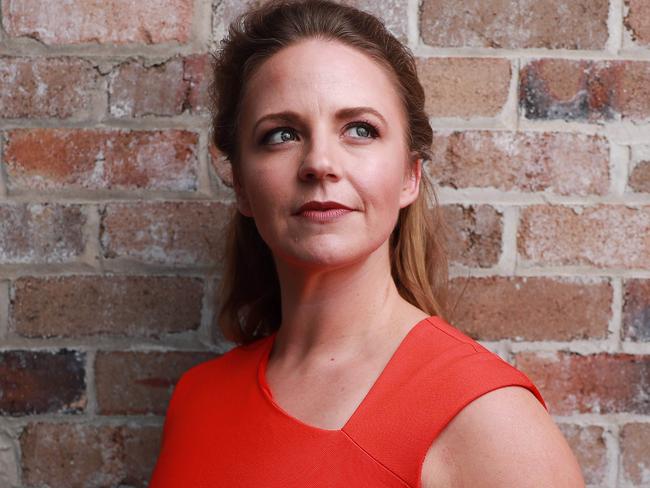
[262,128,297,145]
[345,121,379,139]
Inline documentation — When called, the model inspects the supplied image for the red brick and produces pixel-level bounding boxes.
[1,0,193,45]
[515,352,650,415]
[0,57,99,119]
[4,129,199,192]
[518,205,650,269]
[448,276,611,341]
[208,141,234,188]
[0,349,85,415]
[421,0,608,49]
[557,424,607,485]
[623,279,650,342]
[109,58,187,117]
[11,275,203,338]
[183,54,213,114]
[20,423,161,488]
[416,58,511,118]
[441,204,502,267]
[620,423,650,485]
[430,131,609,196]
[520,59,650,122]
[629,154,650,192]
[95,351,215,415]
[625,0,650,46]
[0,203,85,264]
[101,201,233,266]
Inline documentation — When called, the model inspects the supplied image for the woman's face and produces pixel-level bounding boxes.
[235,38,421,270]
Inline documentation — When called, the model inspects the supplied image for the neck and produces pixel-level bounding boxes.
[271,241,418,366]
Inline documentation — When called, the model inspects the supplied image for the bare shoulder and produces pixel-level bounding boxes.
[421,386,585,488]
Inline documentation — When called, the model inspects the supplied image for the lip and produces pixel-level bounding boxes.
[294,200,353,214]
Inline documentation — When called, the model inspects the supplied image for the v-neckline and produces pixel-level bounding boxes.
[256,316,433,433]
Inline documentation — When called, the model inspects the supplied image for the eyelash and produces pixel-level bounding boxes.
[260,119,380,145]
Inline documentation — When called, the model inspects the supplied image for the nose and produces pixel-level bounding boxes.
[297,129,341,182]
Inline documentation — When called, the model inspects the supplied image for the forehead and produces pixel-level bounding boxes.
[240,38,403,122]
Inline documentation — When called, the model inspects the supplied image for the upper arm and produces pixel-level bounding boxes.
[421,386,585,488]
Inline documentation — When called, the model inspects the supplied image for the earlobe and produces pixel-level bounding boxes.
[233,173,254,218]
[400,156,422,208]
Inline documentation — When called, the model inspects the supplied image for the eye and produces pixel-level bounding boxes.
[261,128,298,145]
[344,120,379,140]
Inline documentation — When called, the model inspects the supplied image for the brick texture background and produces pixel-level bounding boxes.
[0,0,648,487]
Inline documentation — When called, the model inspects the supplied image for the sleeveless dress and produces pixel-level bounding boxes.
[149,315,547,487]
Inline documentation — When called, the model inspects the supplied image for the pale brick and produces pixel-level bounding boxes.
[557,424,607,486]
[2,0,193,45]
[520,59,650,122]
[0,57,99,119]
[518,205,650,269]
[0,349,85,415]
[629,146,650,193]
[430,131,609,196]
[215,0,408,42]
[183,53,213,114]
[95,351,215,415]
[11,275,203,338]
[421,0,608,49]
[448,276,611,341]
[101,201,233,266]
[620,423,650,485]
[515,352,650,415]
[0,203,85,264]
[417,58,511,118]
[625,0,650,46]
[4,129,199,192]
[442,204,502,267]
[20,423,160,488]
[209,141,234,188]
[0,431,19,487]
[623,279,650,341]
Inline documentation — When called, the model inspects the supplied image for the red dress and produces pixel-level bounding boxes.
[149,315,546,487]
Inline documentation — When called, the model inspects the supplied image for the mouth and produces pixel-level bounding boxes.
[293,200,355,223]
[293,200,353,214]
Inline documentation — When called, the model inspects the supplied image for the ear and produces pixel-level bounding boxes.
[232,169,254,217]
[399,151,422,209]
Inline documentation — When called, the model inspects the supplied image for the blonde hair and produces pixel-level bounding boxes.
[210,0,452,344]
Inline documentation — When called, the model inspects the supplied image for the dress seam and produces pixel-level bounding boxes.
[340,428,413,488]
[426,317,481,353]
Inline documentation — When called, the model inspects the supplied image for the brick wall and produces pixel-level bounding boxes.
[0,0,648,487]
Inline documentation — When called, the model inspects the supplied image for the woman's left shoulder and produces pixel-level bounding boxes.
[421,385,586,488]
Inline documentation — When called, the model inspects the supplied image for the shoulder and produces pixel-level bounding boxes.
[421,386,585,488]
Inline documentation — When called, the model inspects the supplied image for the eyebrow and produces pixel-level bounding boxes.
[252,106,388,134]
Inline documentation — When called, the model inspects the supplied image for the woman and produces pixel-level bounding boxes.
[150,1,585,486]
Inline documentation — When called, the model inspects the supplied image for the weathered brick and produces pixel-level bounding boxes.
[2,0,193,45]
[0,349,85,415]
[518,205,650,269]
[0,431,19,487]
[0,203,86,264]
[416,58,511,118]
[448,276,611,341]
[0,57,99,119]
[557,424,607,485]
[625,0,650,46]
[183,53,213,114]
[441,204,502,268]
[11,275,203,338]
[209,141,234,188]
[520,59,650,122]
[629,146,650,193]
[515,352,650,415]
[421,0,608,49]
[623,279,650,342]
[429,131,609,196]
[4,129,199,192]
[20,423,161,488]
[95,351,215,415]
[101,201,233,266]
[620,423,650,485]
[215,0,408,42]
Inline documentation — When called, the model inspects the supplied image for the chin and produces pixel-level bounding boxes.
[276,237,387,271]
